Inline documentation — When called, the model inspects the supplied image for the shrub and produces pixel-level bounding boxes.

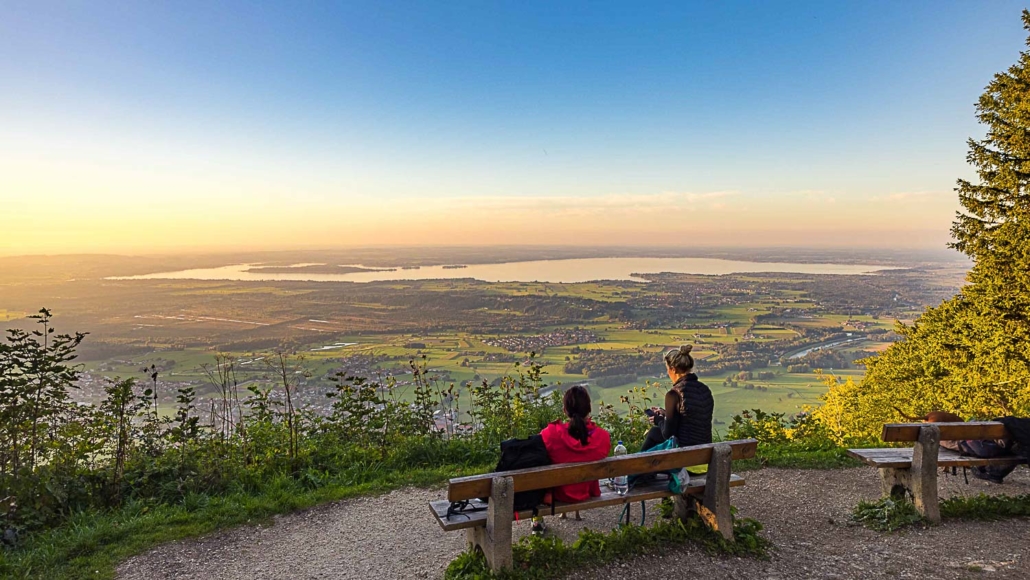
[0,313,565,539]
[852,497,924,532]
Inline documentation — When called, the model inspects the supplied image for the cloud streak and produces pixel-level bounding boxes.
[869,191,937,202]
[437,190,737,212]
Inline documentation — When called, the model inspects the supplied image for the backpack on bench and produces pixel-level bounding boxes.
[949,438,1019,484]
[482,434,553,511]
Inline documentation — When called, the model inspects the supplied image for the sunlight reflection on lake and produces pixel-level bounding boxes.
[110,257,893,284]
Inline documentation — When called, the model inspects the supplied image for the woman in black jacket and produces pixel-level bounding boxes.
[642,345,714,451]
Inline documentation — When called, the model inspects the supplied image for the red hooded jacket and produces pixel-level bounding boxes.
[540,419,612,503]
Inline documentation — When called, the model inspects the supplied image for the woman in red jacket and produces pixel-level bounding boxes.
[535,385,611,533]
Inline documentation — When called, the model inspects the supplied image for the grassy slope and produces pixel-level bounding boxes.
[1,443,855,580]
[0,463,491,580]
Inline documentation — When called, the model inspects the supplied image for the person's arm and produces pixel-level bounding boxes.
[660,390,680,440]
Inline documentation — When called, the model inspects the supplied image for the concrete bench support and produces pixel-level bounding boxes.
[677,442,733,540]
[878,424,941,523]
[466,476,513,571]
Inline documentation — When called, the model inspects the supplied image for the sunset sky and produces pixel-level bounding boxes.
[1,1,1026,255]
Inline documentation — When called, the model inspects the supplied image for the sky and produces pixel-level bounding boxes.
[1,1,1027,256]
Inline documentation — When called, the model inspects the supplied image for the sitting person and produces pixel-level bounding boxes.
[534,385,611,533]
[643,345,714,452]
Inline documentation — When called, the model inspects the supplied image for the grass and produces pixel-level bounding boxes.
[736,443,861,471]
[852,493,1030,533]
[445,512,770,580]
[0,438,851,579]
[941,493,1030,520]
[0,462,492,580]
[852,497,925,532]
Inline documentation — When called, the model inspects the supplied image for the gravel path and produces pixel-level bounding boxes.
[117,467,1030,580]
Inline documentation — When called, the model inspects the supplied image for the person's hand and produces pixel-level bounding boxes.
[647,406,661,424]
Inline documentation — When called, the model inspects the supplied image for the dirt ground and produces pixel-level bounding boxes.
[117,467,1030,580]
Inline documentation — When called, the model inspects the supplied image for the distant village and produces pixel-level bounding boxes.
[484,329,600,352]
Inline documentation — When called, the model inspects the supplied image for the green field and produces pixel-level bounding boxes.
[79,308,880,433]
[4,258,958,433]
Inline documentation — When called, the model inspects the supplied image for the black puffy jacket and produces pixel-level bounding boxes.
[657,374,714,447]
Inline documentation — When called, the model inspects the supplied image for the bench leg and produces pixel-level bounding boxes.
[877,425,940,524]
[879,467,912,500]
[678,442,733,541]
[465,475,513,571]
[911,425,941,524]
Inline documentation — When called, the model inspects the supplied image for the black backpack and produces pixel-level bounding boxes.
[483,434,552,511]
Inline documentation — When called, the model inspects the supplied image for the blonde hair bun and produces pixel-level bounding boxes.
[663,344,695,374]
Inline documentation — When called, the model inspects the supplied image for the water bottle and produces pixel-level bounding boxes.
[613,441,629,495]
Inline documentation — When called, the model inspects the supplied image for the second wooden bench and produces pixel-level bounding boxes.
[848,422,1023,522]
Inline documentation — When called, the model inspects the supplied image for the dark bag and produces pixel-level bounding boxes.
[957,439,1010,459]
[999,417,1030,460]
[482,435,552,511]
[957,439,1018,483]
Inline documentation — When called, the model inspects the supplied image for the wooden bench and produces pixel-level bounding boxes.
[429,439,757,571]
[847,422,1023,523]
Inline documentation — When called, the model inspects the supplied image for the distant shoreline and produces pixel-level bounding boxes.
[245,265,395,275]
[108,256,905,285]
[1,246,969,284]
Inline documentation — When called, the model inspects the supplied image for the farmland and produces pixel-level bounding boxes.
[0,249,967,430]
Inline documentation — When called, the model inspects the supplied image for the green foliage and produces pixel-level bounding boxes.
[819,11,1030,440]
[444,513,769,580]
[0,309,88,530]
[852,493,1030,536]
[593,381,665,450]
[851,497,925,532]
[940,493,1030,520]
[0,311,565,576]
[466,354,564,450]
[727,408,860,469]
[0,462,490,580]
[562,350,661,378]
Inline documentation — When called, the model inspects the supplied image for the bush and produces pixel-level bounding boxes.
[852,497,924,532]
[727,408,858,469]
[593,381,667,450]
[0,313,565,540]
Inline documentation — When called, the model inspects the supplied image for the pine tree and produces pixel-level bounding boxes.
[952,11,1030,262]
[942,10,1030,413]
[821,11,1030,439]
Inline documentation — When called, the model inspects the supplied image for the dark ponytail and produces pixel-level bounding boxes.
[563,385,592,447]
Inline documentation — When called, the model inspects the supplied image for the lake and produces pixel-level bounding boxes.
[111,257,894,284]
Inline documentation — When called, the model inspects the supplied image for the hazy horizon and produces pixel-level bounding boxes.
[0,242,967,262]
[2,2,1024,255]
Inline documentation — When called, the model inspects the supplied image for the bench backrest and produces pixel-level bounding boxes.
[447,439,757,502]
[881,421,1010,443]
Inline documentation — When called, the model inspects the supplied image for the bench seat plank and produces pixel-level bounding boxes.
[430,474,745,532]
[847,447,1024,469]
[881,422,1009,442]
